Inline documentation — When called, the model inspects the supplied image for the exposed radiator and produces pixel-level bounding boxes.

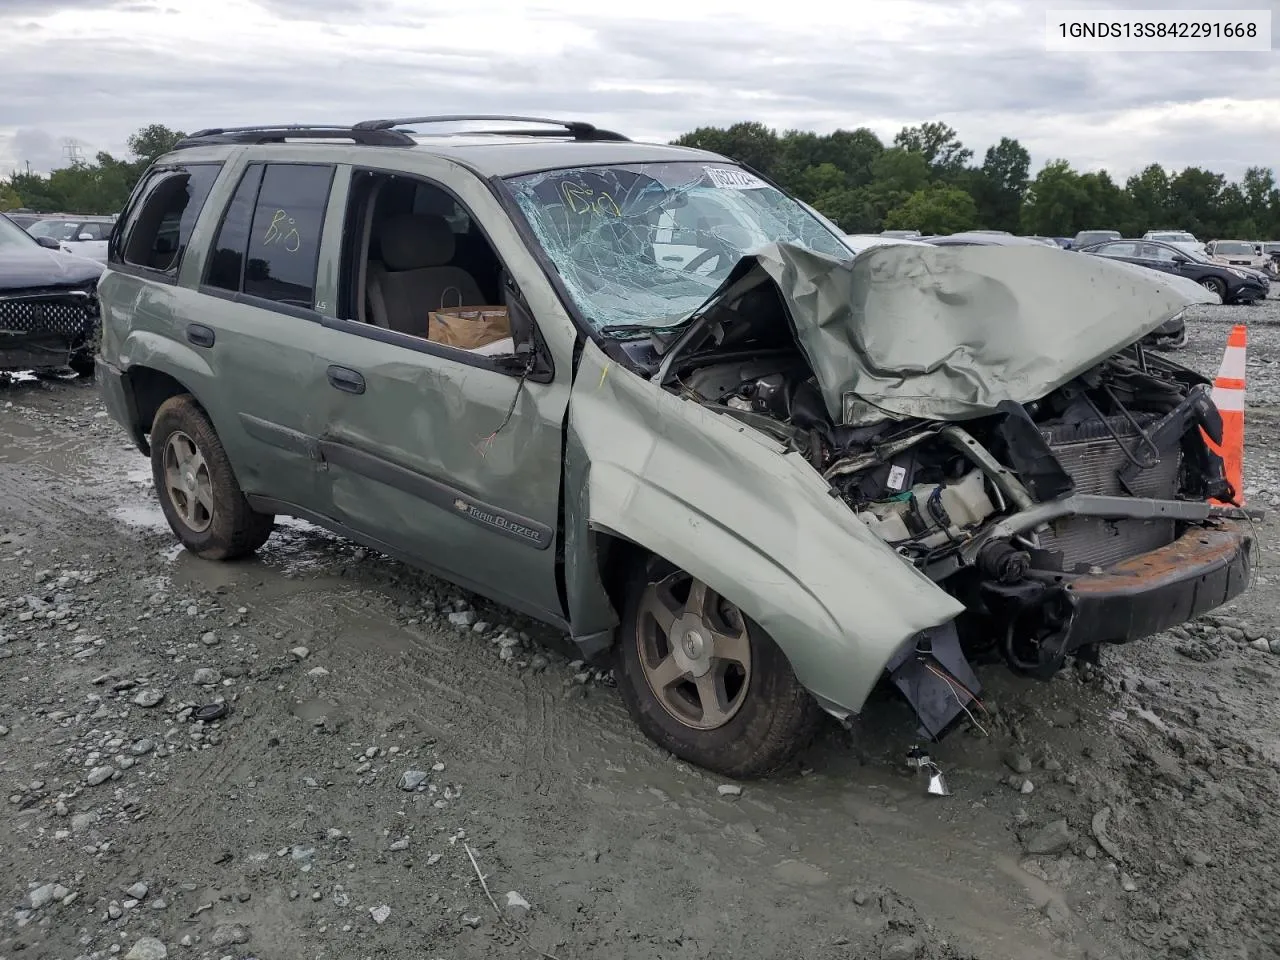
[1034,413,1181,570]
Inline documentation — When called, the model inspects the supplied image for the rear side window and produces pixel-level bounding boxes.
[205,163,334,309]
[116,164,220,275]
[206,165,265,293]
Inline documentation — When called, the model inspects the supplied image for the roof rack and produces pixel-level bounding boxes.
[173,125,416,149]
[352,115,630,142]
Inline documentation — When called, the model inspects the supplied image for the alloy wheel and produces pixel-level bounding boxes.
[162,430,215,533]
[635,571,752,730]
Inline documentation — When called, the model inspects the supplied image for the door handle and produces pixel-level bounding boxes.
[326,365,365,395]
[186,323,215,348]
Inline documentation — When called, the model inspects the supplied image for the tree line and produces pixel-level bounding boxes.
[675,121,1279,239]
[0,125,187,218]
[4,121,1278,240]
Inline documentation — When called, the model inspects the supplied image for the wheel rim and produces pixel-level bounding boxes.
[162,430,215,533]
[635,571,752,730]
[1201,278,1220,293]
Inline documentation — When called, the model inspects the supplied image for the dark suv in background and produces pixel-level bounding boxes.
[0,212,104,374]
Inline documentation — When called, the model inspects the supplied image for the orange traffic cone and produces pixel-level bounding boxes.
[1206,324,1247,506]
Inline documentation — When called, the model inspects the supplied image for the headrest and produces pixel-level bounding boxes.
[379,213,455,271]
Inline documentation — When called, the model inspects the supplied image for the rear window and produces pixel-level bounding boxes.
[114,163,221,275]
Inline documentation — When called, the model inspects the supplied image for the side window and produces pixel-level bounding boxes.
[119,164,221,274]
[243,164,334,308]
[205,164,264,293]
[1097,241,1137,258]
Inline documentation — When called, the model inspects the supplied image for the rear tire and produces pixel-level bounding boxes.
[614,556,824,778]
[150,395,274,560]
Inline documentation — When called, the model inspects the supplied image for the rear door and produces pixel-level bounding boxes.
[188,160,337,512]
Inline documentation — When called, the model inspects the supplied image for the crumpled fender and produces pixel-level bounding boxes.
[565,339,964,715]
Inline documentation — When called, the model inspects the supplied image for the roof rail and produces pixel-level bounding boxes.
[352,115,630,142]
[172,125,416,149]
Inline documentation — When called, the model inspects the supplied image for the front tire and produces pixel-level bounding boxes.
[149,395,274,560]
[614,557,824,778]
[1200,276,1227,301]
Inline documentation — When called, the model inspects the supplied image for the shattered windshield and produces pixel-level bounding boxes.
[505,162,847,332]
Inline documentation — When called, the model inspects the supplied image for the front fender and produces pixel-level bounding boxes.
[565,340,963,716]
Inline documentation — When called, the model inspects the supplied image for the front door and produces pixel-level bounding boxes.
[307,169,568,623]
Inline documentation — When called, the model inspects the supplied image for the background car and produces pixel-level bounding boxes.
[1072,228,1120,249]
[26,216,115,263]
[0,212,104,375]
[880,229,922,239]
[1143,230,1204,256]
[841,233,931,253]
[1205,239,1269,271]
[923,232,1058,247]
[1263,241,1280,276]
[4,210,49,231]
[1080,238,1269,305]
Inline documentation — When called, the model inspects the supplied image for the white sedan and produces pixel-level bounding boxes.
[26,217,115,263]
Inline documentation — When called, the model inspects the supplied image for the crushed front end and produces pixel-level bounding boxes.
[817,345,1254,685]
[653,242,1257,738]
[0,286,100,372]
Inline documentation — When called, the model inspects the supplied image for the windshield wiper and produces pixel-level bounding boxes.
[599,316,695,340]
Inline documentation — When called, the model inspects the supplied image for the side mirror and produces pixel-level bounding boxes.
[35,236,60,250]
[1172,254,1189,263]
[77,232,94,241]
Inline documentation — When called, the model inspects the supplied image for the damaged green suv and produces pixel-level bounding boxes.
[97,116,1255,778]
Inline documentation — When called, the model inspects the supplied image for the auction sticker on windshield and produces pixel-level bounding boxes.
[706,167,768,190]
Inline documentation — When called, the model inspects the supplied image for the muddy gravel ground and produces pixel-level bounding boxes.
[4,293,1280,960]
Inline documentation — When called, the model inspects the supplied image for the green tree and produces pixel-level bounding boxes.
[971,137,1030,232]
[0,182,22,211]
[1122,164,1171,236]
[1020,159,1096,235]
[5,123,187,215]
[1167,167,1225,237]
[885,184,979,234]
[775,127,884,198]
[672,122,781,178]
[126,124,186,166]
[1080,170,1127,231]
[893,122,973,180]
[862,147,931,225]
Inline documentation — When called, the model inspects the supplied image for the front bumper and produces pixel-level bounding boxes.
[1063,521,1251,647]
[1233,280,1270,302]
[982,519,1253,675]
[0,289,97,371]
[0,330,78,371]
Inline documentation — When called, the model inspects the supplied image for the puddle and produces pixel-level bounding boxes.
[112,502,170,532]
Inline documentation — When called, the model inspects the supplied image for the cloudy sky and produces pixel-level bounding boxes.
[2,0,1277,181]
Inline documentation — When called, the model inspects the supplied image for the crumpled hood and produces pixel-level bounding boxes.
[698,242,1215,423]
